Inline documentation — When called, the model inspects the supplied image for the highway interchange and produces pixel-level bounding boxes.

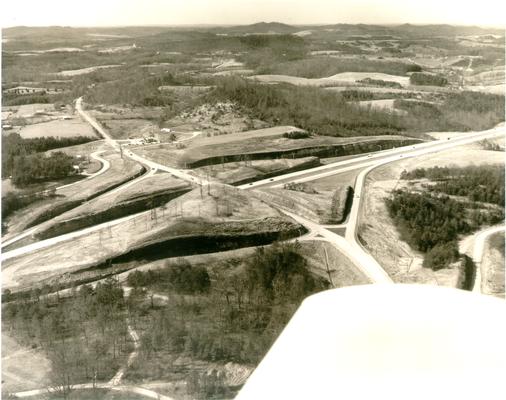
[1,99,504,400]
[2,101,504,291]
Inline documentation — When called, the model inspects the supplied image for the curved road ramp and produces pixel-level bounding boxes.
[236,284,506,400]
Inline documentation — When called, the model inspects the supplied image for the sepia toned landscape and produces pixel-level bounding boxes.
[1,10,505,400]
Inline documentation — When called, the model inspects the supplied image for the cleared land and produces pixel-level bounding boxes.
[58,65,121,76]
[31,173,191,241]
[2,152,144,241]
[163,102,269,138]
[137,133,420,168]
[250,72,411,87]
[19,118,97,139]
[88,106,163,140]
[299,241,370,286]
[2,184,303,291]
[193,157,320,185]
[358,145,505,285]
[254,168,360,224]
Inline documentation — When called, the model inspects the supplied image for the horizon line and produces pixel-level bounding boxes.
[3,21,504,30]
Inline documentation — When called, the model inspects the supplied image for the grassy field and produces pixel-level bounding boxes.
[137,134,420,168]
[257,57,420,79]
[2,152,144,240]
[256,185,350,224]
[188,126,303,146]
[19,118,97,139]
[254,168,359,224]
[1,333,50,394]
[2,184,303,291]
[249,72,411,87]
[193,157,320,185]
[32,173,191,241]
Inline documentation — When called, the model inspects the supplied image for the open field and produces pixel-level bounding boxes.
[3,103,56,117]
[32,173,191,241]
[358,144,505,284]
[58,65,122,76]
[1,333,50,394]
[19,118,97,139]
[2,184,303,291]
[193,157,320,185]
[2,152,144,240]
[255,185,350,225]
[250,72,411,87]
[137,134,421,168]
[253,167,360,224]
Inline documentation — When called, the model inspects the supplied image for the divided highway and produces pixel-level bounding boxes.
[2,101,504,286]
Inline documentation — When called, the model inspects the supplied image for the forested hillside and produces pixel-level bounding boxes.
[387,165,504,270]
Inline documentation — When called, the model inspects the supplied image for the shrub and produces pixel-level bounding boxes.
[422,241,459,270]
[283,131,310,139]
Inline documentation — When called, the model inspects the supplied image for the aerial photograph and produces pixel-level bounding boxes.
[1,0,505,399]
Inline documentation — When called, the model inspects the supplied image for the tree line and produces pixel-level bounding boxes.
[2,133,94,185]
[409,72,448,86]
[207,77,405,137]
[396,91,504,132]
[205,77,504,138]
[387,165,505,270]
[400,165,505,206]
[2,242,329,399]
[2,278,130,399]
[127,242,328,369]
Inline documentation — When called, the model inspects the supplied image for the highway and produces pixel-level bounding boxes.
[243,124,504,284]
[2,107,503,283]
[0,150,111,249]
[76,97,206,186]
[239,124,504,190]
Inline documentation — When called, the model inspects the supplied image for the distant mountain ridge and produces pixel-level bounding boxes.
[3,22,503,39]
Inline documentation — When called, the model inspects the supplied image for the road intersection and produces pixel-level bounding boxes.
[2,107,504,283]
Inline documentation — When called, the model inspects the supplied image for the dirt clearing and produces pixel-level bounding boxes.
[19,118,97,139]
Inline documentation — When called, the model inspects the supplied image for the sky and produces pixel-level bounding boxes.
[2,0,505,28]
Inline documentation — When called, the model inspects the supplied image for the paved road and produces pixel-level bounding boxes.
[1,99,208,261]
[242,125,504,284]
[239,125,504,190]
[76,97,206,186]
[1,151,111,249]
[56,151,111,190]
[1,209,152,262]
[2,123,502,270]
[281,210,393,283]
